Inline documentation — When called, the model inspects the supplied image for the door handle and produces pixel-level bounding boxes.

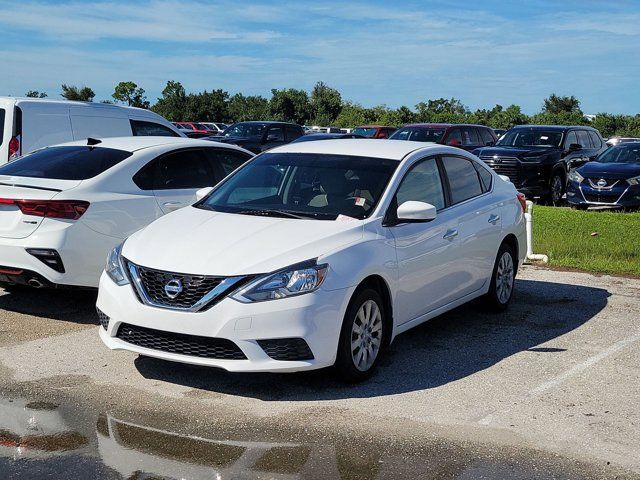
[163,201,183,206]
[443,229,458,240]
[488,214,500,224]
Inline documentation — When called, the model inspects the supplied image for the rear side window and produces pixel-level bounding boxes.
[0,109,5,146]
[474,162,493,192]
[588,131,602,149]
[577,130,592,148]
[442,156,483,204]
[130,120,179,137]
[204,148,251,180]
[285,126,303,142]
[0,146,132,180]
[133,149,213,190]
[461,127,480,146]
[266,126,285,142]
[565,131,578,148]
[479,127,496,145]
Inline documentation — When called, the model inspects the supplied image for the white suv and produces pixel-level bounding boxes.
[97,140,526,380]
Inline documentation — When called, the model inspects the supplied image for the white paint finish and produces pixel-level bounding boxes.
[99,142,526,372]
[0,137,254,287]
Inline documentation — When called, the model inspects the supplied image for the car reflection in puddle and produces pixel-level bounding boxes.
[0,395,621,480]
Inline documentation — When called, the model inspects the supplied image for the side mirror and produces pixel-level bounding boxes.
[396,201,437,223]
[447,138,461,146]
[195,186,214,202]
[569,143,583,152]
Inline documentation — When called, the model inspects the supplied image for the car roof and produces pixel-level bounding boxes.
[233,121,297,126]
[402,123,488,128]
[272,139,446,160]
[510,124,594,131]
[50,136,241,153]
[356,125,395,129]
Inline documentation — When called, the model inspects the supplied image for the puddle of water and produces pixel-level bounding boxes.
[0,394,626,480]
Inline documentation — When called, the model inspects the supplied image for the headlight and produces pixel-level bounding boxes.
[520,155,546,162]
[628,175,640,186]
[568,170,584,183]
[105,242,129,286]
[232,261,328,303]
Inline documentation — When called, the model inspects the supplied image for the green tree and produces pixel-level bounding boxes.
[61,84,95,102]
[151,81,188,121]
[112,81,149,108]
[184,89,230,122]
[228,94,270,122]
[269,88,311,124]
[310,81,342,125]
[25,90,47,98]
[415,98,468,123]
[542,94,582,115]
[334,102,375,127]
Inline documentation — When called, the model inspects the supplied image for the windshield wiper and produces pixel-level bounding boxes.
[234,208,307,219]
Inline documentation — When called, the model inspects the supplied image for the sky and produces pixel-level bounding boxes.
[1,0,639,114]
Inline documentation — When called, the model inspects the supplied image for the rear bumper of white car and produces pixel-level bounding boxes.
[97,272,354,372]
[0,219,117,288]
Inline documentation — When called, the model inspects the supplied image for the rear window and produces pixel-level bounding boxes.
[0,146,132,180]
[130,120,179,137]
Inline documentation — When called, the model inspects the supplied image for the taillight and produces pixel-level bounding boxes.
[8,136,20,161]
[517,193,527,212]
[0,199,90,220]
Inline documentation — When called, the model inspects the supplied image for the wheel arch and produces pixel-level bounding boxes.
[352,274,394,348]
[501,233,520,272]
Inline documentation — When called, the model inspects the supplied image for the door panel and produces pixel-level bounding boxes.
[392,209,463,324]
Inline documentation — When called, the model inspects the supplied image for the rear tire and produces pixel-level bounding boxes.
[481,243,517,312]
[334,288,385,382]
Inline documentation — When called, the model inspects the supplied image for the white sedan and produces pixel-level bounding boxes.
[97,140,526,380]
[0,137,252,288]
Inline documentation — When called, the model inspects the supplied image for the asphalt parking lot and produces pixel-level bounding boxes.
[0,265,639,479]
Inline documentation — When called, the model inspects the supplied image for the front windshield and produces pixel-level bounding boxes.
[196,152,399,220]
[222,123,267,138]
[352,127,377,137]
[389,127,446,143]
[596,144,640,164]
[497,129,562,147]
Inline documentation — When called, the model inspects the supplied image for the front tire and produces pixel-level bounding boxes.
[335,288,385,382]
[549,171,565,206]
[482,243,516,312]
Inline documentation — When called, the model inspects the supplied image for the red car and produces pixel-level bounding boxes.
[173,122,209,135]
[352,125,397,139]
[389,123,497,151]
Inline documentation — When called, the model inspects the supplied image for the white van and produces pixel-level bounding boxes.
[0,97,184,163]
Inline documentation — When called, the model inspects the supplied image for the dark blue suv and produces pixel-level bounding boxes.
[567,142,640,209]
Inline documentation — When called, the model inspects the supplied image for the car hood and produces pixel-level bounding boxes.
[474,146,557,158]
[122,206,364,276]
[578,161,640,178]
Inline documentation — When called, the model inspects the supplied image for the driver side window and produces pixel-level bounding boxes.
[395,158,445,210]
[266,126,285,142]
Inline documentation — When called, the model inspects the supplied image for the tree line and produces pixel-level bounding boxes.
[24,82,640,139]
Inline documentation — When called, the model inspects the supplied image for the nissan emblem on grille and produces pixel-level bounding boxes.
[597,178,607,188]
[164,279,183,299]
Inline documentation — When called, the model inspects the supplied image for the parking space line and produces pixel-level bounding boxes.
[478,331,640,426]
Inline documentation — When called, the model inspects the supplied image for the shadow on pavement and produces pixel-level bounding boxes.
[134,278,610,399]
[0,287,98,324]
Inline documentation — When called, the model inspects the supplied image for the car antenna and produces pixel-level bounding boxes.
[87,138,102,148]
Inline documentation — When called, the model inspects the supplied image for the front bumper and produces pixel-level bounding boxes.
[97,272,355,372]
[566,181,640,208]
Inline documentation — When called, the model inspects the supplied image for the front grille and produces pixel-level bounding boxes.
[116,323,247,359]
[96,308,110,330]
[582,191,622,204]
[586,178,620,189]
[479,156,520,184]
[257,338,314,361]
[133,263,224,309]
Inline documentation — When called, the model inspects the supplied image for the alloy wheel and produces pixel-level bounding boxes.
[551,174,563,204]
[496,251,515,304]
[350,299,383,372]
